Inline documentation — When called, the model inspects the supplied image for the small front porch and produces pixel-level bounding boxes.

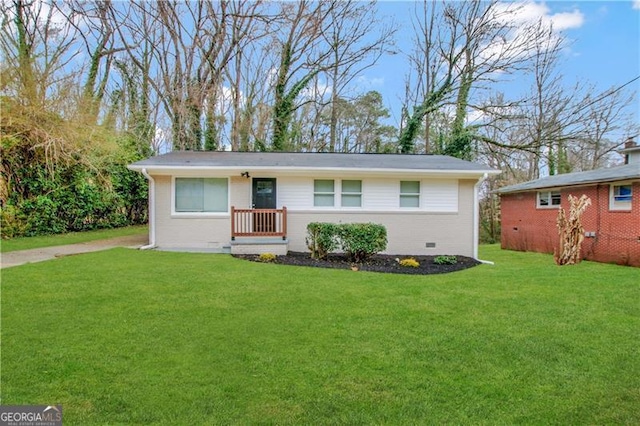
[230,206,289,255]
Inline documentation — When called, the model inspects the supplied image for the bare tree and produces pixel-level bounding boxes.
[0,0,120,167]
[482,22,638,179]
[59,1,130,122]
[1,0,82,107]
[0,0,121,208]
[400,0,546,156]
[568,86,638,170]
[269,0,334,151]
[321,0,395,152]
[109,1,261,150]
[402,0,439,152]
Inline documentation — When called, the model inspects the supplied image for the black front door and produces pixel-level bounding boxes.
[252,178,277,233]
[252,178,276,209]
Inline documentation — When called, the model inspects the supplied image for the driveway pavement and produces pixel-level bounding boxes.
[1,234,148,269]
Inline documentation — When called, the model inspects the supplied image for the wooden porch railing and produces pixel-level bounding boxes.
[231,206,287,240]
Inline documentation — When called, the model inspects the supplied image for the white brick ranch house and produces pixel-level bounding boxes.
[128,151,499,257]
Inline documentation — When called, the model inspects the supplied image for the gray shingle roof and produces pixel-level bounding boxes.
[129,151,499,174]
[497,163,640,194]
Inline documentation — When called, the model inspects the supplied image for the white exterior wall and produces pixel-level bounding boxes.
[285,179,474,256]
[151,173,477,256]
[277,177,459,212]
[153,175,248,249]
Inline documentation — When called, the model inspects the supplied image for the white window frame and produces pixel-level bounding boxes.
[400,181,420,208]
[609,183,633,211]
[313,179,335,207]
[172,177,229,216]
[537,190,561,208]
[340,180,362,208]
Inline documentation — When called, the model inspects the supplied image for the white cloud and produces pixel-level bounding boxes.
[301,79,331,100]
[497,1,549,24]
[478,1,585,64]
[633,1,640,10]
[356,75,385,88]
[267,68,279,88]
[153,126,171,154]
[32,0,70,31]
[206,85,242,115]
[495,1,584,31]
[550,10,584,31]
[2,0,71,37]
[466,109,487,125]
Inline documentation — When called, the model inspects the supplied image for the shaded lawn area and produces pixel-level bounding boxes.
[0,225,148,253]
[1,245,638,424]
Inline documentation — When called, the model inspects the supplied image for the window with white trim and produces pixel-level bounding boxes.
[400,181,420,208]
[175,178,228,213]
[610,184,632,210]
[314,179,335,207]
[537,191,561,208]
[341,180,362,207]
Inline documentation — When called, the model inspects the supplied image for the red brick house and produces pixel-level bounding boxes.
[498,141,640,266]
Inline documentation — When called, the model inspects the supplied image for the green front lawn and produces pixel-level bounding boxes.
[2,246,638,424]
[0,225,148,253]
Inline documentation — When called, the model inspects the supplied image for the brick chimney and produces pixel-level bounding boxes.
[624,137,637,149]
[621,137,639,165]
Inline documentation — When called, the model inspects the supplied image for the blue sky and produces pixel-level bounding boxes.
[357,1,640,130]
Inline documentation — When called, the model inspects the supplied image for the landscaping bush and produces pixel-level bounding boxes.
[1,99,150,239]
[399,257,420,268]
[338,223,387,263]
[307,222,388,262]
[306,222,340,259]
[0,205,28,239]
[434,255,458,265]
[258,253,276,263]
[1,163,146,238]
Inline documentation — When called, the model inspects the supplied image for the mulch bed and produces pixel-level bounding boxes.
[233,251,480,275]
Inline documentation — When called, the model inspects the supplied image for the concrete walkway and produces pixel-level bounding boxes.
[1,234,148,269]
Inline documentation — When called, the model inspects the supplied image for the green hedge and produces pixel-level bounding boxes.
[306,222,340,260]
[0,163,147,238]
[306,222,387,262]
[338,223,388,262]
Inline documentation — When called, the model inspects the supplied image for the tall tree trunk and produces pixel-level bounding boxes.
[14,0,36,104]
[272,42,292,151]
[231,52,242,151]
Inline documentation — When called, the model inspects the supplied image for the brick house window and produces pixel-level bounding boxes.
[610,184,632,211]
[537,191,561,208]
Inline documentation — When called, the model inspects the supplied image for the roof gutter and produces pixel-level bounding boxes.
[128,164,500,177]
[473,173,494,265]
[139,168,156,250]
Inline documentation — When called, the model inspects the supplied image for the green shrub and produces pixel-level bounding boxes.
[0,205,28,239]
[338,223,387,263]
[399,257,420,268]
[306,222,340,259]
[434,255,457,265]
[306,222,388,262]
[1,122,149,239]
[258,252,276,263]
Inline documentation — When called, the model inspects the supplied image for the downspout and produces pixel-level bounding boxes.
[474,173,494,265]
[139,168,156,250]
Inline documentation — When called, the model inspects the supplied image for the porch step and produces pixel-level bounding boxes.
[230,238,289,256]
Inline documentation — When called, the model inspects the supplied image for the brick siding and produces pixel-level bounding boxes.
[500,182,640,267]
